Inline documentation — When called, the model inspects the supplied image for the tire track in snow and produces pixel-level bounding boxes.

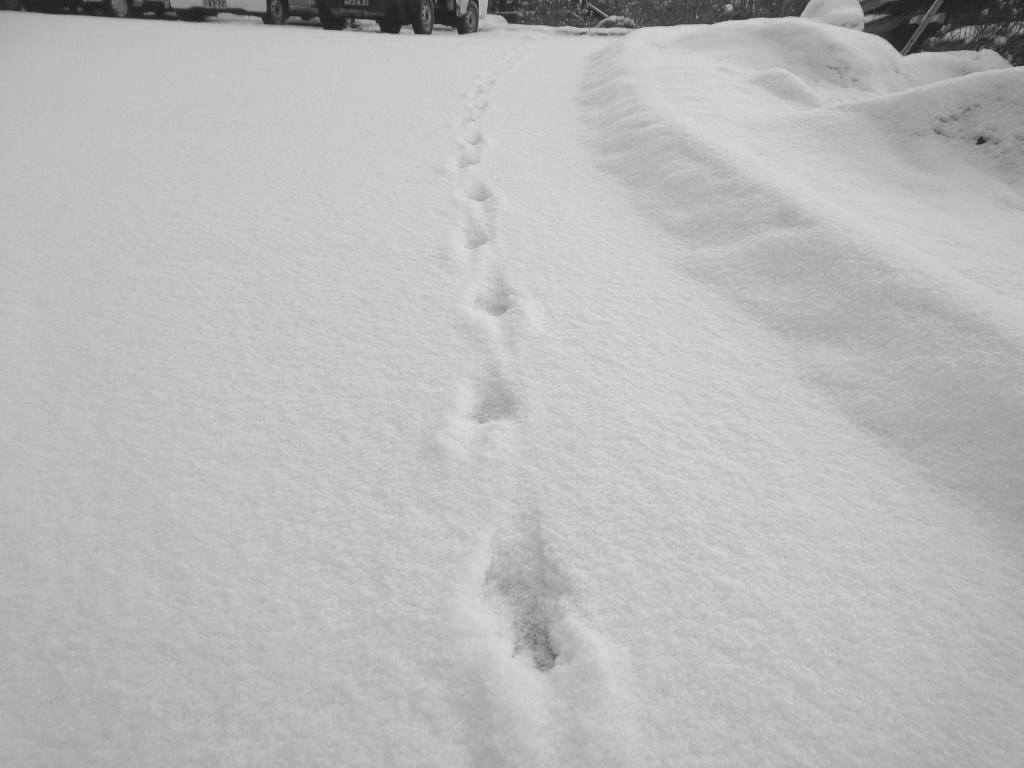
[444,45,565,674]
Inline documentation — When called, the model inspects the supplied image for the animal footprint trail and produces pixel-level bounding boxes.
[447,48,532,430]
[444,43,573,675]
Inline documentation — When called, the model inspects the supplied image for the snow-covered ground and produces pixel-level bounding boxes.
[2,10,1023,767]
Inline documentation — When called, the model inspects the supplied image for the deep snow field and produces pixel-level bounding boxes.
[2,8,1024,767]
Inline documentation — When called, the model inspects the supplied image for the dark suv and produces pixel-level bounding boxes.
[319,0,479,34]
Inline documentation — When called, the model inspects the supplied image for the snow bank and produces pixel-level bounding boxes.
[581,17,1024,517]
[480,12,508,30]
[573,21,1024,765]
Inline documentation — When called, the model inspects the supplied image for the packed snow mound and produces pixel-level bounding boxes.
[596,15,637,29]
[800,0,865,31]
[624,18,1008,106]
[844,68,1024,190]
[479,12,508,29]
[581,18,1024,516]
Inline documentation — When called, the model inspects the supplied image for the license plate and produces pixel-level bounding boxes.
[202,0,225,8]
[346,0,369,5]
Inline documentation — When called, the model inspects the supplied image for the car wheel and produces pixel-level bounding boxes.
[177,7,204,19]
[378,18,401,32]
[104,0,130,16]
[410,0,431,34]
[456,0,476,33]
[262,0,285,23]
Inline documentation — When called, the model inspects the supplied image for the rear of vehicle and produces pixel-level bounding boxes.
[318,0,480,34]
[168,0,316,23]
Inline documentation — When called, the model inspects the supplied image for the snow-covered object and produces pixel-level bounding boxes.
[801,0,865,30]
[595,15,637,28]
[3,11,1024,768]
[479,10,507,28]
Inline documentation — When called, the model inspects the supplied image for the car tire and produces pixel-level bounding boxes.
[456,0,477,33]
[177,8,204,19]
[262,0,285,23]
[104,0,131,16]
[321,14,343,28]
[378,18,401,32]
[410,0,432,34]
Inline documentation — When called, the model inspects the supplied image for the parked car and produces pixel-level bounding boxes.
[318,0,479,34]
[96,0,170,16]
[11,0,170,14]
[169,0,316,23]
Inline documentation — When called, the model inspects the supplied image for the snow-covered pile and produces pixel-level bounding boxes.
[3,11,1023,768]
[800,0,864,31]
[581,18,1024,515]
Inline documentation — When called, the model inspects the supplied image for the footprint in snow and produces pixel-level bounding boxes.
[485,532,559,672]
[464,218,491,250]
[474,275,513,317]
[473,376,516,423]
[465,180,493,203]
[458,144,483,168]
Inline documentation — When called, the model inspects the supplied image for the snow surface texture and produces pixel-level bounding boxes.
[801,0,865,31]
[3,12,1024,768]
